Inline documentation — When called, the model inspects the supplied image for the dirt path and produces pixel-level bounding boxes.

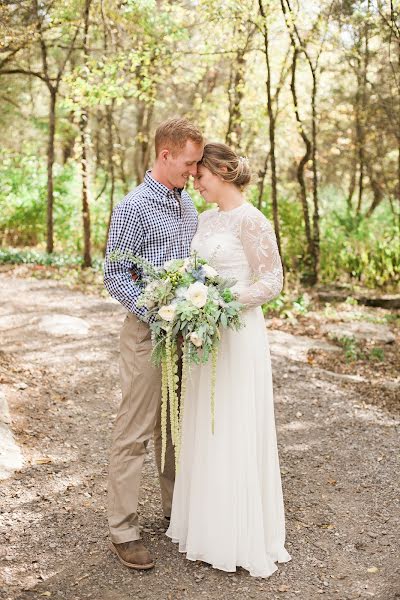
[0,274,398,600]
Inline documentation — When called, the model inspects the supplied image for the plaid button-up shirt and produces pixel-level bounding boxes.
[104,170,198,319]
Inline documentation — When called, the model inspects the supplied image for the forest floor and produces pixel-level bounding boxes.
[0,266,399,600]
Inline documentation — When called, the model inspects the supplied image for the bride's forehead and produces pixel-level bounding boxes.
[198,164,210,175]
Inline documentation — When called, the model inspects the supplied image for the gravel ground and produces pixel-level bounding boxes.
[0,275,399,600]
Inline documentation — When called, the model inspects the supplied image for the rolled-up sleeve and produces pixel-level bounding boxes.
[103,201,147,319]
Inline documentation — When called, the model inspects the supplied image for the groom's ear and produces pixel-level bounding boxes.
[160,148,170,162]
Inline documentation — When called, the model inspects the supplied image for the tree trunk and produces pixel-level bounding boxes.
[365,160,384,217]
[226,50,245,151]
[281,0,321,284]
[134,101,154,184]
[257,151,270,210]
[104,102,116,254]
[356,9,370,215]
[114,119,129,194]
[80,112,92,267]
[310,70,320,283]
[46,87,56,254]
[346,155,357,209]
[259,0,282,259]
[355,67,365,215]
[290,49,314,281]
[81,0,92,268]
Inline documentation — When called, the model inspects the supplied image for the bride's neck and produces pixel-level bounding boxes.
[216,186,244,212]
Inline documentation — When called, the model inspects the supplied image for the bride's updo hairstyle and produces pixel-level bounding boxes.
[200,143,251,190]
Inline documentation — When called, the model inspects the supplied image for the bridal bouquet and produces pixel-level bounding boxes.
[110,250,243,469]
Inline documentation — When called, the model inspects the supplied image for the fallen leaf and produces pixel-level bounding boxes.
[327,479,337,485]
[367,567,378,573]
[278,585,289,592]
[74,573,90,584]
[35,457,53,464]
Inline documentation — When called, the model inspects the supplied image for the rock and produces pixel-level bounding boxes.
[317,289,400,309]
[0,391,24,479]
[15,382,28,390]
[322,322,395,344]
[322,371,368,384]
[38,315,90,337]
[267,330,338,362]
[0,390,11,425]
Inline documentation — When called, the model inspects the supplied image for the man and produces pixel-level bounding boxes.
[103,117,204,570]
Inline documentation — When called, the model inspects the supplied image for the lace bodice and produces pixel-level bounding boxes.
[192,203,283,308]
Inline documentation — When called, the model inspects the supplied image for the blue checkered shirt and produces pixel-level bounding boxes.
[104,170,198,319]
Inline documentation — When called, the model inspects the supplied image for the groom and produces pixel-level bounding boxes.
[103,117,204,569]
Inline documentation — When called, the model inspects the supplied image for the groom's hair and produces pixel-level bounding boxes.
[155,117,203,157]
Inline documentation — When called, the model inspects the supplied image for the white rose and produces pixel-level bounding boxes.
[202,264,218,278]
[190,331,203,347]
[158,304,176,322]
[185,281,208,308]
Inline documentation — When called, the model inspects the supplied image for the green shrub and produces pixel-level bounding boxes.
[0,247,103,270]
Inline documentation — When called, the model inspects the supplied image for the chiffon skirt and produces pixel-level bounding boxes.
[165,307,291,578]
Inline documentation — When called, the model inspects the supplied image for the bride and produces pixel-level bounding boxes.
[166,143,292,578]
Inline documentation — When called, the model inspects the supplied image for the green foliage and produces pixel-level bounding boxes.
[330,334,387,363]
[334,335,366,362]
[0,150,81,248]
[64,0,189,112]
[370,347,385,361]
[0,247,103,270]
[0,153,47,245]
[319,195,399,288]
[0,149,124,255]
[257,186,398,289]
[262,292,312,319]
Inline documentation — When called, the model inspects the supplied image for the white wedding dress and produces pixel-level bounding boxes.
[166,202,291,578]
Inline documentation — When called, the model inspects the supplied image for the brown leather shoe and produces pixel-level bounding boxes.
[109,540,154,570]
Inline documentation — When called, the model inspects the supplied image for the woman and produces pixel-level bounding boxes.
[166,143,291,578]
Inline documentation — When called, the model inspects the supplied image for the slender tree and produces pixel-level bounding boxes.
[258,0,282,258]
[80,0,92,268]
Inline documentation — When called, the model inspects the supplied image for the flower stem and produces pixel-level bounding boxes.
[210,339,219,434]
[160,354,168,472]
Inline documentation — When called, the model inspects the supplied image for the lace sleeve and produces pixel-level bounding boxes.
[238,210,283,308]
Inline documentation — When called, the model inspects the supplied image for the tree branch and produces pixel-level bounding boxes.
[0,68,51,83]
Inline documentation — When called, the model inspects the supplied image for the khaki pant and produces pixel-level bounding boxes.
[108,313,175,543]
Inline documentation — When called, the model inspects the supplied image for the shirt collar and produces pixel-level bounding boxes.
[144,170,183,199]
